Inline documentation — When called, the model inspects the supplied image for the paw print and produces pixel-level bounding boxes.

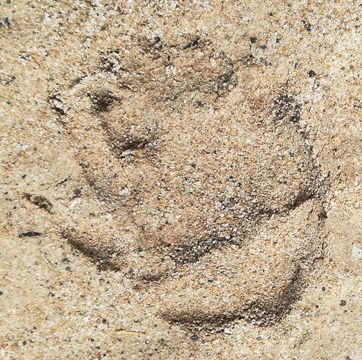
[54,36,327,330]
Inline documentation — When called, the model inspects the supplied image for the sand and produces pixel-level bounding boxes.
[1,1,361,359]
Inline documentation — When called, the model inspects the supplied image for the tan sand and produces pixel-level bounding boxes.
[1,1,361,359]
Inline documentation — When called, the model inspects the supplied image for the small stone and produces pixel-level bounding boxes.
[340,300,347,306]
[19,231,42,238]
[308,70,316,77]
[351,245,362,259]
[24,193,53,213]
[73,188,82,197]
[302,19,312,32]
[0,17,11,28]
[224,327,232,335]
[190,334,198,341]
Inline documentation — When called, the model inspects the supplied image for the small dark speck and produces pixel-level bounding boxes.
[0,290,3,296]
[190,334,199,341]
[345,356,352,360]
[302,19,312,32]
[340,300,347,306]
[318,209,327,220]
[102,318,107,324]
[308,70,317,77]
[19,231,42,238]
[0,17,11,28]
[24,193,53,213]
[250,37,257,44]
[321,286,326,291]
[73,188,82,197]
[22,341,27,346]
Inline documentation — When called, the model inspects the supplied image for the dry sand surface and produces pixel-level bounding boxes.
[1,1,361,359]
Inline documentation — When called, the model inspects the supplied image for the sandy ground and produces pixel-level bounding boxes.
[1,1,361,359]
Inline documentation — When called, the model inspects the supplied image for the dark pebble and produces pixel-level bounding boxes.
[340,300,347,306]
[0,17,11,28]
[24,193,53,213]
[190,334,199,341]
[73,188,82,196]
[19,231,42,238]
[302,19,312,32]
[308,70,317,77]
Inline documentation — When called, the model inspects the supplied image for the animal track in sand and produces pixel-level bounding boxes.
[53,36,327,330]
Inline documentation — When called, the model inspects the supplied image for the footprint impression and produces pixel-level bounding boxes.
[55,36,326,330]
